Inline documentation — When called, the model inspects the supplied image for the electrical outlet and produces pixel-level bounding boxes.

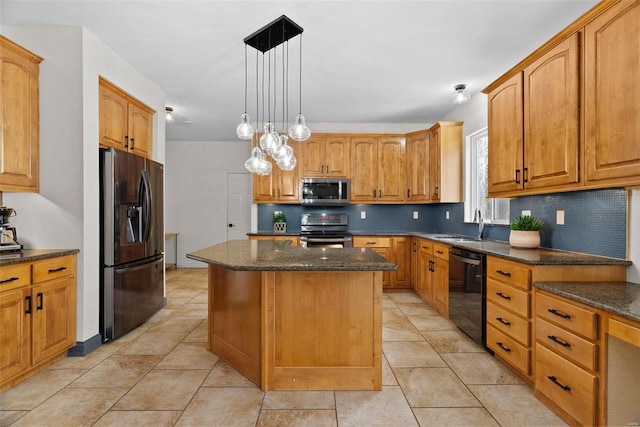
[446,211,450,220]
[522,210,532,217]
[556,210,565,225]
[360,211,366,219]
[413,211,419,220]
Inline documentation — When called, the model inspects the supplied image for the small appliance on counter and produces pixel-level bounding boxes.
[0,206,23,252]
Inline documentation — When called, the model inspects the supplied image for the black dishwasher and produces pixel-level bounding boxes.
[448,247,487,349]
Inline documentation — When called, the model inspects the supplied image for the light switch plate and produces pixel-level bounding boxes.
[413,211,419,220]
[522,210,532,217]
[360,211,366,219]
[557,210,565,225]
[446,211,450,220]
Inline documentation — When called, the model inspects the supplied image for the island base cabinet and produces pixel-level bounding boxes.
[262,270,382,391]
[535,343,597,427]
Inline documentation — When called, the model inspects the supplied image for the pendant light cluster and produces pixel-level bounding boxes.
[238,15,311,175]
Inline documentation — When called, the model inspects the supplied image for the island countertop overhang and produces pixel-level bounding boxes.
[187,239,398,271]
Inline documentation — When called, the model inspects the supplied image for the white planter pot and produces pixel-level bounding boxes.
[509,230,540,248]
[273,222,286,234]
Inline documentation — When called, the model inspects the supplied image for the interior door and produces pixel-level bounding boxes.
[227,173,252,240]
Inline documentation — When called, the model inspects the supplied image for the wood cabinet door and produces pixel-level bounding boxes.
[410,238,419,289]
[350,137,378,202]
[128,103,153,158]
[300,135,325,177]
[325,136,350,177]
[276,140,300,202]
[524,33,579,189]
[391,237,411,288]
[429,129,441,201]
[487,73,524,195]
[432,257,449,318]
[418,252,434,304]
[0,288,31,383]
[99,83,129,151]
[31,278,76,365]
[585,0,640,183]
[377,136,405,202]
[0,37,41,192]
[406,131,430,201]
[371,247,390,287]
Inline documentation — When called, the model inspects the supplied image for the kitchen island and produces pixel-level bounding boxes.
[187,239,396,391]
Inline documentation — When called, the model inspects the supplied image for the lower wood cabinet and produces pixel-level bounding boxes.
[352,236,411,289]
[413,238,449,318]
[0,254,76,391]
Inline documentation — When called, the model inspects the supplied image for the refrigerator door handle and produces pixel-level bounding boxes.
[138,169,153,244]
[115,255,163,274]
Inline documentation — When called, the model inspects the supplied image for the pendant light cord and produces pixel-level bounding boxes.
[243,44,248,114]
[299,34,303,114]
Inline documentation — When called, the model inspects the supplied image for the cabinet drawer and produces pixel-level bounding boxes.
[418,239,433,255]
[487,257,531,290]
[487,278,530,317]
[33,256,74,283]
[0,263,31,291]
[352,236,391,248]
[432,243,449,261]
[535,343,596,427]
[536,292,597,340]
[487,301,530,346]
[487,324,531,374]
[536,317,597,371]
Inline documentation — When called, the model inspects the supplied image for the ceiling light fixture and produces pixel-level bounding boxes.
[165,106,175,123]
[239,15,310,175]
[453,84,470,105]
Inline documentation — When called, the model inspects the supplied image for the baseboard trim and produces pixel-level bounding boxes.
[68,333,102,357]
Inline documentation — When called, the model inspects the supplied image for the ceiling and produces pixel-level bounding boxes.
[1,0,598,142]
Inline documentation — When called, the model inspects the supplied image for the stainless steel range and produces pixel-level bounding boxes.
[299,213,352,248]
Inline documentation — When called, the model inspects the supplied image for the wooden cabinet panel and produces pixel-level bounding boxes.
[536,317,597,371]
[536,292,597,340]
[99,78,154,159]
[377,137,405,202]
[0,288,31,384]
[584,0,640,184]
[535,343,597,427]
[351,136,405,203]
[0,36,43,193]
[487,73,524,195]
[324,136,350,177]
[350,137,378,202]
[300,135,350,178]
[524,33,580,189]
[353,236,391,288]
[0,263,31,292]
[487,324,531,374]
[487,278,530,317]
[391,237,411,288]
[487,257,531,290]
[487,301,530,346]
[33,255,74,283]
[252,138,300,203]
[405,130,430,201]
[31,277,76,364]
[300,136,324,176]
[432,257,449,318]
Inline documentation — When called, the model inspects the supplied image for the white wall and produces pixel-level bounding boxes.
[165,140,251,268]
[3,26,165,343]
[628,188,640,282]
[442,91,488,138]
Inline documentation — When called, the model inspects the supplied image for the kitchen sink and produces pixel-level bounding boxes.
[435,236,483,243]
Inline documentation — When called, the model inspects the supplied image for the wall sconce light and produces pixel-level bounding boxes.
[453,84,470,105]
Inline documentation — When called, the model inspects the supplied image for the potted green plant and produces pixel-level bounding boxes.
[509,214,544,248]
[273,211,287,234]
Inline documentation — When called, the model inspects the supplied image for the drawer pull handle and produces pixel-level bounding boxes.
[366,241,376,245]
[0,276,20,284]
[547,375,571,392]
[422,246,429,249]
[496,292,511,300]
[496,317,511,326]
[25,296,32,314]
[548,308,571,319]
[36,292,44,310]
[547,335,571,348]
[436,250,444,254]
[48,266,67,273]
[496,269,511,277]
[496,341,511,353]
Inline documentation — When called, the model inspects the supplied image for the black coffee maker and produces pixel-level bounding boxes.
[0,206,22,252]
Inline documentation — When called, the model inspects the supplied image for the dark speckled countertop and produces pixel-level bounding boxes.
[0,249,80,266]
[187,240,397,272]
[535,282,640,323]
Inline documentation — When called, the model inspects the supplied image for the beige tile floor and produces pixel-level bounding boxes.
[0,268,567,427]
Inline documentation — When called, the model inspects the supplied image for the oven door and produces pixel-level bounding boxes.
[300,236,353,248]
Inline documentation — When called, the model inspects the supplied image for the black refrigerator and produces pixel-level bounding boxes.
[99,147,164,342]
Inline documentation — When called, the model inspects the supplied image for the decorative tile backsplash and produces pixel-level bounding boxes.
[258,188,628,259]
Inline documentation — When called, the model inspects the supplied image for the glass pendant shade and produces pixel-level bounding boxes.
[244,147,263,173]
[288,114,311,141]
[236,113,255,139]
[272,134,293,161]
[277,154,297,171]
[257,149,272,175]
[259,123,279,154]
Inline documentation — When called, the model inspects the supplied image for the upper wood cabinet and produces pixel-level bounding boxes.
[0,36,43,193]
[485,0,640,197]
[299,134,350,177]
[351,135,405,203]
[584,0,640,185]
[253,138,300,203]
[405,122,463,203]
[99,78,154,159]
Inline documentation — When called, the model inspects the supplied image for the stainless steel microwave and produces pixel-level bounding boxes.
[300,178,350,205]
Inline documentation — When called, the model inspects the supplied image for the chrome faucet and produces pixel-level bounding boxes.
[474,209,485,240]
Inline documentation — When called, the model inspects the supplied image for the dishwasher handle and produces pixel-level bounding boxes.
[450,253,481,266]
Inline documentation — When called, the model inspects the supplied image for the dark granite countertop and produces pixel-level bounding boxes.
[0,249,80,266]
[187,239,397,272]
[250,230,630,266]
[247,232,300,237]
[534,281,640,323]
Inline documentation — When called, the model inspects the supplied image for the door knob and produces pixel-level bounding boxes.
[228,224,235,228]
